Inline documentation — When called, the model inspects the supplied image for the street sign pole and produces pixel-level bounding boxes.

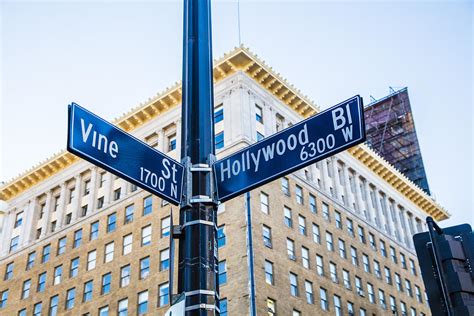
[178,0,219,315]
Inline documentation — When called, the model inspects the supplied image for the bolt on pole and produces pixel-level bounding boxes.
[178,0,219,315]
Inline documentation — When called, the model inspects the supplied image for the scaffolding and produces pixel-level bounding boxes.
[364,88,431,195]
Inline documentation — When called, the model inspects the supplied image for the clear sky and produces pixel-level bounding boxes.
[1,0,472,227]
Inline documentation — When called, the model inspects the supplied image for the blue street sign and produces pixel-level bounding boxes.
[67,103,184,205]
[213,95,366,202]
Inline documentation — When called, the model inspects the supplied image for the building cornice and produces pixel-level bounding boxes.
[0,45,449,221]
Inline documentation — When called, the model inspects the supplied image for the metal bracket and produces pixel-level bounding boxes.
[180,155,218,207]
[172,225,182,239]
[190,195,213,203]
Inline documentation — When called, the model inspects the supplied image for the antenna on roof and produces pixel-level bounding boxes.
[389,86,395,94]
[237,0,242,46]
[370,95,377,102]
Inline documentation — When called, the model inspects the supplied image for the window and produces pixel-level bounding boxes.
[326,231,334,251]
[346,218,354,236]
[256,132,264,141]
[218,261,227,285]
[118,298,128,315]
[316,255,324,276]
[33,302,42,316]
[215,132,225,149]
[104,242,114,263]
[120,265,131,287]
[263,225,272,248]
[358,226,366,243]
[322,202,330,221]
[267,298,276,315]
[99,306,109,316]
[264,260,274,285]
[0,290,7,308]
[83,280,93,302]
[37,272,46,292]
[298,215,306,235]
[87,250,97,270]
[390,296,397,313]
[330,262,338,283]
[401,252,407,269]
[137,290,149,315]
[415,285,422,303]
[112,188,121,201]
[379,289,386,309]
[385,267,392,284]
[360,308,367,316]
[22,279,31,299]
[27,252,36,270]
[57,237,67,255]
[73,229,82,248]
[66,288,75,309]
[124,204,134,224]
[53,196,60,212]
[367,283,375,303]
[140,195,152,216]
[348,301,355,316]
[309,194,317,213]
[51,220,57,232]
[301,247,310,268]
[320,288,328,311]
[350,247,358,266]
[161,216,171,237]
[217,225,226,248]
[406,279,413,297]
[107,213,116,232]
[374,260,381,278]
[355,276,363,296]
[363,254,370,272]
[81,205,88,217]
[158,283,169,307]
[53,265,62,285]
[281,177,290,195]
[295,185,303,204]
[305,280,314,304]
[380,240,387,257]
[410,259,417,275]
[334,295,342,316]
[49,295,59,316]
[338,239,346,259]
[214,105,224,123]
[260,192,269,214]
[312,223,321,243]
[14,211,23,228]
[289,273,298,296]
[401,301,407,315]
[9,236,19,252]
[84,179,91,196]
[390,246,397,263]
[123,234,132,255]
[219,298,228,316]
[141,225,152,246]
[70,257,79,277]
[65,212,72,225]
[140,257,150,279]
[395,273,402,291]
[287,239,296,260]
[90,221,99,240]
[4,262,13,280]
[160,249,170,271]
[284,207,292,227]
[255,105,263,123]
[343,269,351,289]
[335,211,342,228]
[168,134,177,152]
[97,196,104,209]
[36,228,42,239]
[411,307,417,316]
[100,273,111,295]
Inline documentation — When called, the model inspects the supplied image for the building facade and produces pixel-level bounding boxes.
[0,47,449,316]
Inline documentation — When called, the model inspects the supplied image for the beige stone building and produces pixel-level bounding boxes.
[0,47,448,316]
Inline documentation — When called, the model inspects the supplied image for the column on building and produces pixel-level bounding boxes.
[309,164,319,188]
[353,175,364,216]
[375,190,388,234]
[342,164,355,210]
[20,198,37,246]
[248,92,258,142]
[363,180,377,224]
[331,157,340,199]
[56,183,67,228]
[158,129,166,153]
[320,159,331,193]
[103,172,114,206]
[384,195,397,238]
[401,209,414,248]
[175,119,182,160]
[264,104,275,136]
[88,167,98,213]
[71,175,82,221]
[395,205,406,243]
[40,191,53,238]
[0,211,14,256]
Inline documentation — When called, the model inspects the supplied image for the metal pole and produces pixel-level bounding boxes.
[426,216,452,316]
[245,192,257,316]
[179,0,219,315]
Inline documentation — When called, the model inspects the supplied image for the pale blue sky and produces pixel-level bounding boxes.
[1,0,472,227]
